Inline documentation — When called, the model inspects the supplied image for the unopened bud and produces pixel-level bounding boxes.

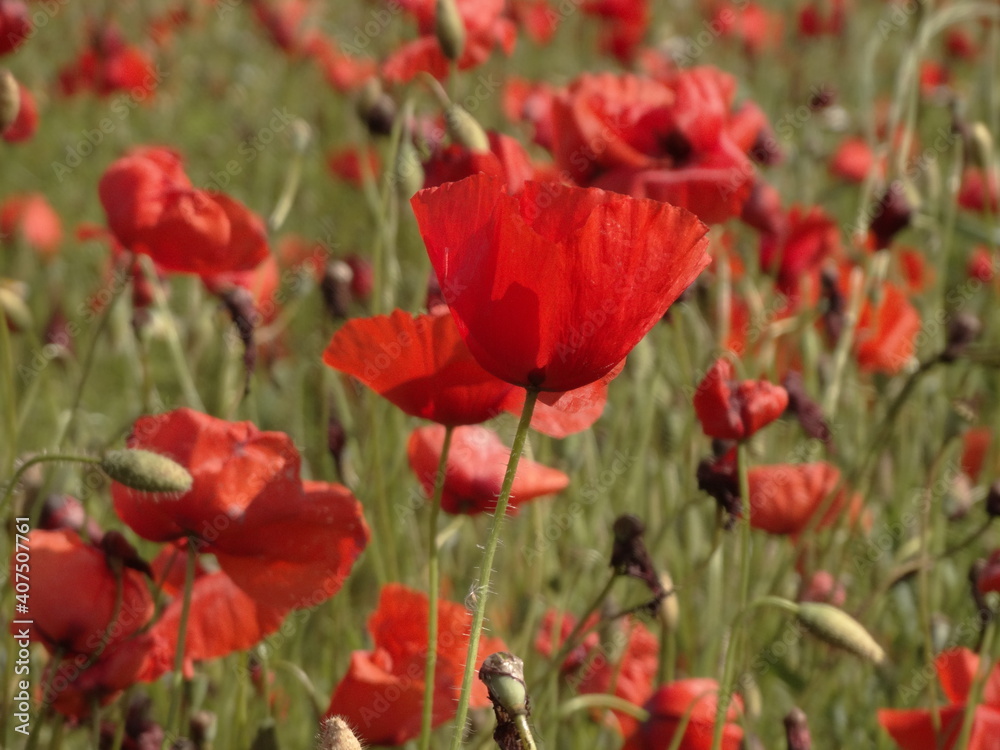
[316,717,362,750]
[796,602,886,666]
[0,69,20,133]
[986,479,1000,518]
[0,280,32,331]
[394,134,425,198]
[941,312,981,362]
[657,571,679,631]
[479,652,529,717]
[101,449,193,494]
[445,103,490,153]
[356,80,396,137]
[784,707,812,750]
[435,0,466,61]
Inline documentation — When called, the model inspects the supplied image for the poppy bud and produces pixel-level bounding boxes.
[941,312,981,362]
[101,449,194,494]
[445,103,491,153]
[321,259,354,319]
[795,602,886,666]
[784,706,812,750]
[435,0,466,61]
[480,651,529,717]
[657,571,679,631]
[985,479,1000,518]
[0,68,20,133]
[0,279,32,331]
[316,717,362,750]
[869,183,913,250]
[356,80,396,137]
[394,132,425,199]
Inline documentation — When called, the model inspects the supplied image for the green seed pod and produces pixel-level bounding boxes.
[796,602,886,666]
[479,651,529,717]
[101,449,193,494]
[316,717,362,750]
[435,0,466,61]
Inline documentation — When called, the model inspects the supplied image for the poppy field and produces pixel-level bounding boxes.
[3,0,1000,748]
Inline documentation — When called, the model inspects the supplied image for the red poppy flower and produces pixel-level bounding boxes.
[945,27,979,60]
[324,309,512,426]
[797,0,846,37]
[112,409,369,609]
[423,131,536,194]
[958,167,1000,214]
[746,462,859,535]
[502,76,555,150]
[878,648,1000,750]
[326,146,380,188]
[966,246,996,285]
[2,81,36,143]
[500,371,616,438]
[759,205,842,304]
[0,193,62,256]
[712,2,784,56]
[304,34,377,93]
[854,283,921,374]
[693,358,788,441]
[537,610,658,736]
[11,530,153,656]
[251,0,314,55]
[581,0,650,63]
[325,583,507,746]
[57,25,158,99]
[141,570,289,681]
[99,146,269,277]
[961,427,993,483]
[623,678,744,750]
[509,0,559,43]
[0,0,30,56]
[411,172,710,391]
[829,137,880,183]
[408,424,569,514]
[381,0,516,82]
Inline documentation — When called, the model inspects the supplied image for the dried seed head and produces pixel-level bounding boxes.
[316,717,363,750]
[796,602,886,666]
[101,449,193,494]
[986,480,1000,518]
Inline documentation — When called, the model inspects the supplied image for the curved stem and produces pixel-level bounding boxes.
[165,537,198,740]
[556,693,649,722]
[449,389,539,750]
[2,454,101,512]
[419,424,455,750]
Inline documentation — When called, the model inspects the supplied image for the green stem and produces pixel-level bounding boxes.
[954,617,997,750]
[449,388,539,750]
[556,694,650,722]
[513,716,538,750]
[165,538,198,743]
[2,454,101,513]
[419,424,455,750]
[0,302,17,475]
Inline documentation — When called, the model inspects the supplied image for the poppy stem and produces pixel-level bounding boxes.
[711,440,753,750]
[449,388,539,750]
[165,537,198,741]
[1,453,101,516]
[556,693,649,722]
[419,423,455,750]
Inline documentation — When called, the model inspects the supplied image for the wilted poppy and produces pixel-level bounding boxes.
[0,193,62,256]
[324,583,507,746]
[693,358,788,441]
[407,424,569,514]
[411,172,710,392]
[623,678,744,750]
[99,146,269,277]
[112,409,370,609]
[878,648,1000,750]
